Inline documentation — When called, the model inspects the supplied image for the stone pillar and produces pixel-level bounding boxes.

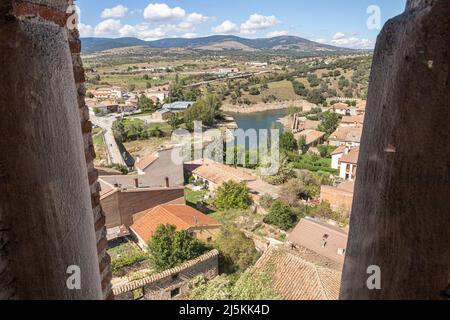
[0,0,107,299]
[340,0,450,299]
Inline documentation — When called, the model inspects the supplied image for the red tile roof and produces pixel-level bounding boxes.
[192,160,256,185]
[331,145,346,156]
[332,102,350,110]
[329,127,362,143]
[253,246,342,300]
[130,205,220,244]
[341,115,365,125]
[287,218,348,265]
[339,147,360,165]
[135,154,158,171]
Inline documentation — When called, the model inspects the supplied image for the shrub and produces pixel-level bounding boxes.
[214,181,252,210]
[264,200,297,231]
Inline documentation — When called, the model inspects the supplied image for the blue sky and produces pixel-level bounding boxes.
[77,0,406,48]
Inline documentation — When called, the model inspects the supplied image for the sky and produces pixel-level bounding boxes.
[76,0,407,49]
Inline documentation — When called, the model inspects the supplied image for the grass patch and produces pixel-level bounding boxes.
[291,153,338,174]
[185,188,207,206]
[108,241,148,276]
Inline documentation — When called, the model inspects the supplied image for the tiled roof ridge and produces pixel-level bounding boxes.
[112,249,219,296]
[312,263,329,299]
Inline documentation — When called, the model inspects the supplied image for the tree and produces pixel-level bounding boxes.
[138,94,155,112]
[147,224,209,272]
[318,111,340,135]
[280,179,306,206]
[167,113,182,130]
[184,93,223,130]
[264,200,297,231]
[214,181,252,211]
[214,225,260,273]
[280,131,298,152]
[292,80,308,96]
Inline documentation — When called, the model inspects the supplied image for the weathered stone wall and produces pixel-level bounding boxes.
[340,0,450,300]
[114,250,219,300]
[0,0,111,299]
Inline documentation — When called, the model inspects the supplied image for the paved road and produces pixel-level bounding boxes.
[90,113,127,167]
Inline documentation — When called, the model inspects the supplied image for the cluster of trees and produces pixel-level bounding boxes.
[183,93,223,130]
[112,119,166,142]
[147,225,210,272]
[138,95,157,113]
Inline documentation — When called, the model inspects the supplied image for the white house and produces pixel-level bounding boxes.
[339,147,360,181]
[331,146,346,170]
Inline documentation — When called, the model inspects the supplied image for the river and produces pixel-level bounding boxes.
[227,109,288,151]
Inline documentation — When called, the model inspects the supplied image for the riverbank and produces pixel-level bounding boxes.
[222,99,316,114]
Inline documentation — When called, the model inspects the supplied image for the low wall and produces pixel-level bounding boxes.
[113,250,219,300]
[320,186,353,213]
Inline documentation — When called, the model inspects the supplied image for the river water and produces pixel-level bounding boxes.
[228,109,288,132]
[227,109,288,151]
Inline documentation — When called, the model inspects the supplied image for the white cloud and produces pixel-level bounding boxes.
[212,20,239,34]
[267,30,289,37]
[78,23,94,37]
[183,33,198,39]
[333,32,346,40]
[314,38,327,44]
[80,3,210,40]
[240,14,279,34]
[101,5,128,19]
[94,19,123,36]
[185,12,209,24]
[331,37,374,49]
[143,3,186,21]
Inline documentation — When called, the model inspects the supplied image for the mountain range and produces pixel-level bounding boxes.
[81,35,360,55]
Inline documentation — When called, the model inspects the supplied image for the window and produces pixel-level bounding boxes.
[207,237,213,243]
[338,248,346,256]
[170,288,180,298]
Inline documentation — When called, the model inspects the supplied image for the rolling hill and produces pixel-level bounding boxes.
[81,35,359,55]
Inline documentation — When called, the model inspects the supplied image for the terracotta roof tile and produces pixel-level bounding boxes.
[136,154,158,170]
[253,246,342,300]
[329,127,362,143]
[287,218,348,265]
[331,145,346,156]
[192,160,256,185]
[339,147,360,165]
[130,205,220,244]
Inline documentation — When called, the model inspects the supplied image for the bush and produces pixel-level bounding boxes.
[264,200,297,231]
[147,224,209,272]
[214,181,252,210]
[214,225,260,274]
